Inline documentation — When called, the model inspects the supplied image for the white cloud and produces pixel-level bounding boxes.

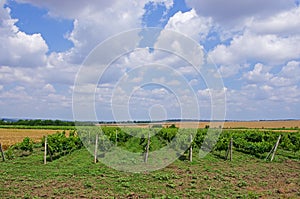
[218,64,240,78]
[279,61,300,78]
[16,0,164,65]
[210,32,300,66]
[240,62,300,103]
[1,0,299,120]
[0,66,41,84]
[43,83,56,93]
[164,9,212,41]
[249,6,300,36]
[0,4,48,67]
[186,0,295,27]
[243,63,273,83]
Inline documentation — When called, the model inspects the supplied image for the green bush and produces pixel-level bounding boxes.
[42,131,83,161]
[4,147,15,160]
[19,137,34,152]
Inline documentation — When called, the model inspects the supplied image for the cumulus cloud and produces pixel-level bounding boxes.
[1,0,300,120]
[241,62,300,103]
[210,32,300,69]
[164,9,212,41]
[15,0,174,65]
[186,0,295,27]
[248,6,300,36]
[0,3,48,67]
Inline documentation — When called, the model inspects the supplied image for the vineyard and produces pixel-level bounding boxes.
[0,126,299,198]
[76,126,300,158]
[1,126,299,163]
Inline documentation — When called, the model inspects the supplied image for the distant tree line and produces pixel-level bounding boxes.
[0,119,75,126]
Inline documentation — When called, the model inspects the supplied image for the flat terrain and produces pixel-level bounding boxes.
[0,128,59,150]
[1,121,299,150]
[102,120,300,129]
[0,126,299,198]
[200,120,300,129]
[0,148,299,198]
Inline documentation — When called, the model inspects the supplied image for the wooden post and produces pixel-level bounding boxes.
[0,143,5,162]
[225,137,233,161]
[189,134,193,162]
[271,135,281,162]
[94,134,98,163]
[144,130,151,163]
[115,130,118,147]
[225,140,230,160]
[266,135,281,161]
[229,137,233,161]
[265,145,274,161]
[44,136,47,164]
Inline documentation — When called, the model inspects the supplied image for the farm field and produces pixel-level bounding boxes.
[0,125,299,198]
[102,120,300,129]
[0,121,299,150]
[201,120,300,129]
[0,147,299,198]
[0,128,70,150]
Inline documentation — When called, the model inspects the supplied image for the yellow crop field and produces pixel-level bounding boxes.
[172,120,300,129]
[102,120,300,129]
[0,129,61,150]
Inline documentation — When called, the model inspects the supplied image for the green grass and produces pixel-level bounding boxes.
[0,125,75,130]
[0,147,299,198]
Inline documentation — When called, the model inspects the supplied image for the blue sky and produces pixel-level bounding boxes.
[0,0,300,121]
[6,0,74,52]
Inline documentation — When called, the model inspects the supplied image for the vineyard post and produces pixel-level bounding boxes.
[225,139,230,160]
[94,133,98,163]
[115,130,118,147]
[271,135,281,162]
[144,129,151,163]
[266,135,281,161]
[189,134,193,162]
[229,137,233,161]
[44,136,47,164]
[0,143,5,162]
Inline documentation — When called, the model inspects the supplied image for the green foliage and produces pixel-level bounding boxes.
[19,137,34,152]
[6,126,292,162]
[0,125,75,130]
[280,133,300,154]
[4,147,15,160]
[214,134,230,152]
[43,131,82,160]
[168,124,177,128]
[157,128,178,142]
[94,127,300,159]
[0,119,75,126]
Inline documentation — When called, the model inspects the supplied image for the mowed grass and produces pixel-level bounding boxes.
[0,147,299,198]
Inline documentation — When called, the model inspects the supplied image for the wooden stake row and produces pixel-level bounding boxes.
[2,133,282,165]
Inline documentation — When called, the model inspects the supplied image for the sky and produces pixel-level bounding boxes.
[0,0,300,121]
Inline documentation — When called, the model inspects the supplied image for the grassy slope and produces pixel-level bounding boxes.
[0,147,299,199]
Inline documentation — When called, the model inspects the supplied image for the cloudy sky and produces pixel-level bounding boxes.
[0,0,300,121]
